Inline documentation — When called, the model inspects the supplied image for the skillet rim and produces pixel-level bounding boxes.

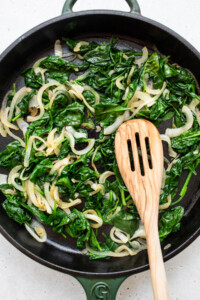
[0,9,200,278]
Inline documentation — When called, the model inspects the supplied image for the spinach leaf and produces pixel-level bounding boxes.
[54,102,85,128]
[2,194,31,225]
[171,129,200,153]
[0,141,23,170]
[30,158,53,183]
[159,206,184,241]
[22,68,43,88]
[108,209,139,236]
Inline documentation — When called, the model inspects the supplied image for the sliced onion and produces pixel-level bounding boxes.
[104,111,130,135]
[131,223,146,239]
[160,134,177,158]
[83,85,100,104]
[27,82,60,122]
[44,182,55,209]
[165,106,193,138]
[16,118,29,136]
[1,91,18,130]
[66,126,87,139]
[73,41,89,52]
[8,165,24,192]
[58,198,82,209]
[127,66,135,85]
[24,136,47,167]
[25,219,47,243]
[91,146,100,173]
[135,47,148,67]
[54,39,63,57]
[83,210,103,228]
[0,174,8,184]
[99,171,114,184]
[104,191,117,201]
[189,98,200,125]
[65,131,95,155]
[116,76,125,90]
[159,195,171,210]
[8,87,31,122]
[110,227,130,244]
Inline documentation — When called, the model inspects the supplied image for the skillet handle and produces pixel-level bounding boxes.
[62,0,141,15]
[74,275,127,300]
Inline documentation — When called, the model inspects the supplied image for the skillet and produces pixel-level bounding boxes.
[0,0,200,299]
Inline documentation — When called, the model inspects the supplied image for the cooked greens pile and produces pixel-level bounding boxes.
[0,38,199,259]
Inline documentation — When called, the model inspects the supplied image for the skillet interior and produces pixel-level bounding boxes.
[0,11,200,277]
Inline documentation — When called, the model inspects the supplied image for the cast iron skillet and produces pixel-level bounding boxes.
[0,0,200,299]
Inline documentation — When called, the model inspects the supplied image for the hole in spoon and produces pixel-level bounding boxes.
[127,139,135,171]
[145,137,153,169]
[135,133,145,176]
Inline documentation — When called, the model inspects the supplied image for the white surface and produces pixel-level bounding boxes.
[0,0,200,299]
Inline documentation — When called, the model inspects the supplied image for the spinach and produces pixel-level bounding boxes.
[22,68,43,88]
[171,129,200,153]
[2,194,31,225]
[30,158,53,183]
[54,102,85,128]
[159,206,184,241]
[108,209,139,236]
[0,141,23,170]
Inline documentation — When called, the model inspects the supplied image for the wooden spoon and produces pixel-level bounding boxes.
[115,119,170,300]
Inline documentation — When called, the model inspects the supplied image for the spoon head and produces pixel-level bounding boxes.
[115,119,164,221]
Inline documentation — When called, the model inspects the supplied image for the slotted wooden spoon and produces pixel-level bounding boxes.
[115,119,170,300]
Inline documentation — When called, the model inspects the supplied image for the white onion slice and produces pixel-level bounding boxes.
[16,118,29,136]
[27,82,60,122]
[83,210,103,229]
[160,134,177,158]
[110,227,130,244]
[135,47,148,67]
[73,41,89,52]
[127,66,135,85]
[116,76,125,90]
[25,219,47,243]
[99,171,114,184]
[66,126,87,139]
[104,111,130,135]
[165,106,193,138]
[65,131,95,155]
[54,39,63,57]
[0,174,8,184]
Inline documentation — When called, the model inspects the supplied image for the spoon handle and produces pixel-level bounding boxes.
[146,224,170,300]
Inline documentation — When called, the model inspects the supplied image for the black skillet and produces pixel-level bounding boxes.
[0,0,200,299]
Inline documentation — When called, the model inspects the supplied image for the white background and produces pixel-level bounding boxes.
[0,0,200,299]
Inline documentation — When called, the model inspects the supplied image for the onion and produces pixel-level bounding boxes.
[0,174,8,184]
[24,136,47,167]
[1,91,19,130]
[127,66,135,85]
[8,87,31,122]
[122,87,129,100]
[16,118,29,136]
[27,82,60,122]
[8,165,24,192]
[104,191,117,201]
[58,198,82,209]
[110,227,130,244]
[0,110,7,137]
[73,41,89,52]
[91,146,100,173]
[50,156,71,175]
[165,106,193,138]
[160,134,177,158]
[159,195,171,210]
[65,131,95,155]
[70,84,95,114]
[83,210,103,228]
[104,111,130,135]
[44,182,55,209]
[66,126,87,139]
[116,76,125,90]
[83,85,100,104]
[189,98,200,125]
[99,171,114,184]
[135,47,148,67]
[131,223,146,239]
[54,39,63,57]
[25,219,47,243]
